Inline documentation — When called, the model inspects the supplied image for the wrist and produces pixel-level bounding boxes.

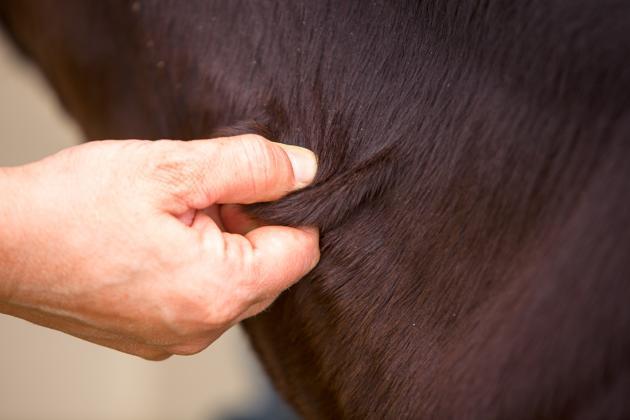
[0,165,35,305]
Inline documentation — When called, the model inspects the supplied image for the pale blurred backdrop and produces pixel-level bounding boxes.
[0,33,281,420]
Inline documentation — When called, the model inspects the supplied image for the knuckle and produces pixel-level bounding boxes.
[237,135,292,193]
[222,232,255,266]
[145,141,200,195]
[238,134,269,152]
[220,235,263,307]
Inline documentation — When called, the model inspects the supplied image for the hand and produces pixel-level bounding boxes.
[0,135,319,360]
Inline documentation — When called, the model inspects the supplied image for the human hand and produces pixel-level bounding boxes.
[0,135,319,360]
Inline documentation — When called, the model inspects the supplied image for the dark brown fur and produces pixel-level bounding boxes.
[1,1,629,418]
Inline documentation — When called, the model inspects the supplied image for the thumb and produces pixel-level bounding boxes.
[183,134,317,208]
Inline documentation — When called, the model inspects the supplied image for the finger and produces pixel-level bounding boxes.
[225,225,320,301]
[184,134,317,208]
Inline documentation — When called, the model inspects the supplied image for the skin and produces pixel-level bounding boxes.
[0,134,319,361]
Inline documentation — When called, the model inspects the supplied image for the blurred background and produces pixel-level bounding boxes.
[0,33,291,420]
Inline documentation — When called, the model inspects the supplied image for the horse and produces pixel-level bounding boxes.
[2,1,629,418]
